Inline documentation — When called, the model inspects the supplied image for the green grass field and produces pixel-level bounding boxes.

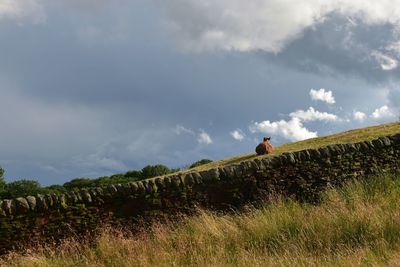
[2,121,400,267]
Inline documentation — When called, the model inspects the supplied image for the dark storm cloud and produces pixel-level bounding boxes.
[261,14,400,82]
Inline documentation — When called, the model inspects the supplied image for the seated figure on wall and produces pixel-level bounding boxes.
[255,137,274,155]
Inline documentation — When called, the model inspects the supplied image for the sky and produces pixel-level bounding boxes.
[0,0,399,185]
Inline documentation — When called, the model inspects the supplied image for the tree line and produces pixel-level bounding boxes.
[0,159,212,199]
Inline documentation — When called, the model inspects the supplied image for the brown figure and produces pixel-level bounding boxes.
[255,137,274,155]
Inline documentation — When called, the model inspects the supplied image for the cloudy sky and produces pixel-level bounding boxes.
[0,0,399,185]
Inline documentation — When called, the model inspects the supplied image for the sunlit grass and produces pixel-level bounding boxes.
[4,175,400,266]
[188,121,400,172]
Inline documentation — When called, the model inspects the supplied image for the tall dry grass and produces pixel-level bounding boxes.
[3,175,400,266]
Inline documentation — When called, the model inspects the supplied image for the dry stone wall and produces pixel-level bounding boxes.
[1,134,400,252]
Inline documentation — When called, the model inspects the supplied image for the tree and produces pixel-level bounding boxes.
[3,179,43,199]
[189,159,213,169]
[0,167,6,197]
[141,165,174,179]
[63,178,93,191]
[124,170,142,179]
[44,184,67,194]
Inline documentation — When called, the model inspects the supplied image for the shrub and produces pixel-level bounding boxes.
[2,179,45,199]
[189,159,213,169]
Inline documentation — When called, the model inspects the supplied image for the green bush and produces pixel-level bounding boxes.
[189,159,213,169]
[124,170,142,179]
[44,184,67,195]
[141,165,177,179]
[63,178,93,191]
[2,179,45,199]
[0,167,5,197]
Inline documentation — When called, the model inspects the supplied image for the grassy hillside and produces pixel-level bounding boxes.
[2,122,400,266]
[4,175,400,266]
[187,121,400,173]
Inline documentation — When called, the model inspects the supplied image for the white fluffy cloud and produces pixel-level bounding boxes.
[371,105,396,120]
[353,111,366,121]
[290,107,338,122]
[158,0,400,53]
[230,129,245,141]
[249,106,339,141]
[197,130,213,145]
[250,118,317,142]
[0,0,45,23]
[309,88,336,104]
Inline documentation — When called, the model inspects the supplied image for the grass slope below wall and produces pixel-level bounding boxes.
[3,174,400,266]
